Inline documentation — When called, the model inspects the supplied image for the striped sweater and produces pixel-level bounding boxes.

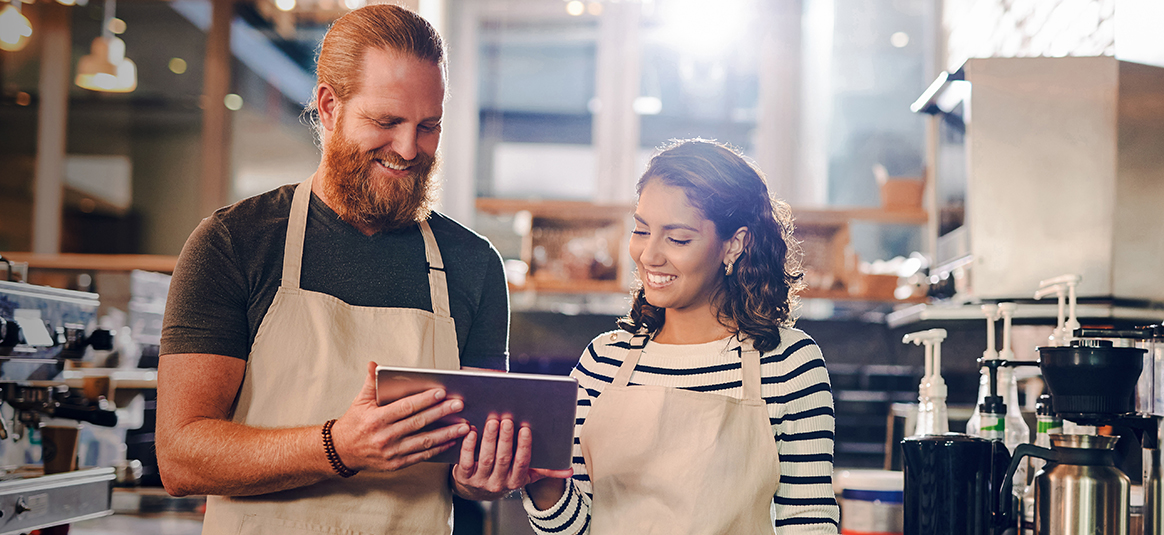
[522,328,840,534]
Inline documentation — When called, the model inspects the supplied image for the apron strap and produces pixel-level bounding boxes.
[281,176,314,290]
[612,334,649,387]
[739,341,762,403]
[418,220,451,318]
[613,334,762,400]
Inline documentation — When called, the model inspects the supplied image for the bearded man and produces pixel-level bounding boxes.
[155,6,560,534]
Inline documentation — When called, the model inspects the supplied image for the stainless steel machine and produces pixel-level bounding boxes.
[893,57,1164,333]
[912,56,1164,304]
[0,272,120,534]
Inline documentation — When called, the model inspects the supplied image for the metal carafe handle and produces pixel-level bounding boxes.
[999,443,1057,528]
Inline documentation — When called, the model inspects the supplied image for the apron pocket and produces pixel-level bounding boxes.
[239,514,375,535]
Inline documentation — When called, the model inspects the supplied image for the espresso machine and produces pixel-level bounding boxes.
[0,271,120,534]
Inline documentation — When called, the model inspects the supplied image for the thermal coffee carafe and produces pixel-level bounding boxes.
[902,434,1012,535]
[1001,434,1130,535]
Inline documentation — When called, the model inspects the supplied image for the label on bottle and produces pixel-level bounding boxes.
[980,414,1005,440]
[1036,418,1062,435]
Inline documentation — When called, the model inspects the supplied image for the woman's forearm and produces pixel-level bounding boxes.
[526,477,567,510]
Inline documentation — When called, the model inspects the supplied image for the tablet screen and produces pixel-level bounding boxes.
[375,366,578,470]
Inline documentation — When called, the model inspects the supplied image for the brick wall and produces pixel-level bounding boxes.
[944,0,1115,70]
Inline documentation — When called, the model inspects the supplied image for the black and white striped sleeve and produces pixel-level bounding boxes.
[522,337,614,535]
[768,335,840,532]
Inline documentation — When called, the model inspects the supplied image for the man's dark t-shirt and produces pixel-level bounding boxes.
[160,184,509,370]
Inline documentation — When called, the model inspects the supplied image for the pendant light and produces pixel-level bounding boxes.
[75,0,135,92]
[0,0,32,52]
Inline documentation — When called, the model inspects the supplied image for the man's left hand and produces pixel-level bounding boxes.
[450,418,572,501]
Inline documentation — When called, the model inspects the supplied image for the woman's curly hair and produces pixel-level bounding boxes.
[616,139,805,353]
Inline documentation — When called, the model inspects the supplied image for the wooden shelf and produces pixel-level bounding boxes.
[801,288,926,303]
[478,198,927,303]
[0,253,179,273]
[794,206,928,226]
[509,279,624,294]
[476,198,632,219]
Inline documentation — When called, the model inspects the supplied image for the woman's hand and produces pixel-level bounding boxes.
[451,418,572,501]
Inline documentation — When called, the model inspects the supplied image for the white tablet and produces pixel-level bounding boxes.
[375,366,578,470]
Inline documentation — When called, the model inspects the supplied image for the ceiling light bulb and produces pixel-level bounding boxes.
[275,0,295,11]
[76,36,137,92]
[224,93,243,111]
[0,2,33,52]
[565,1,584,16]
[107,17,126,34]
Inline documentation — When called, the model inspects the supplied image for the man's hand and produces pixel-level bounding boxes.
[329,362,471,473]
[450,417,573,501]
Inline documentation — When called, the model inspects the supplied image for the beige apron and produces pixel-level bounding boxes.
[201,176,462,535]
[580,335,781,535]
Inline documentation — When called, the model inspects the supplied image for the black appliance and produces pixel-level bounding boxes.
[902,433,1012,535]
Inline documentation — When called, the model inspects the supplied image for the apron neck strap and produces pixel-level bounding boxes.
[737,338,762,403]
[418,220,451,318]
[282,176,314,290]
[613,333,764,402]
[612,334,649,387]
[281,177,452,320]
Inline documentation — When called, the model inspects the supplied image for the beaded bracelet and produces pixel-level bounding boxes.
[322,419,359,478]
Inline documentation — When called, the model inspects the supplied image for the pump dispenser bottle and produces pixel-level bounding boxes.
[1033,273,1082,347]
[966,303,1030,451]
[996,303,1031,453]
[1034,274,1095,435]
[903,328,949,436]
[966,304,1000,438]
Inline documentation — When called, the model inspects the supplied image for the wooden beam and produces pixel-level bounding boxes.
[0,252,179,273]
[200,0,234,216]
[32,3,71,254]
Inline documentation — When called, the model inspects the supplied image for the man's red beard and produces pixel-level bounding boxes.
[321,116,439,233]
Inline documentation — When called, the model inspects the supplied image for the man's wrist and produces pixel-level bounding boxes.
[322,419,359,478]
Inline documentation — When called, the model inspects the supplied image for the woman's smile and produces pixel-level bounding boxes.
[643,270,678,288]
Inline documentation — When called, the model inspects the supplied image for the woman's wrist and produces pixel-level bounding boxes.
[525,477,567,511]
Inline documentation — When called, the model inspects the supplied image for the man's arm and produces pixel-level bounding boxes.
[156,353,328,496]
[156,355,470,497]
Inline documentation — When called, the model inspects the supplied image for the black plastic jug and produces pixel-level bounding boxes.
[902,433,1013,535]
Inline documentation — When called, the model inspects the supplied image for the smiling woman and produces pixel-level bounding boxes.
[519,139,840,535]
[622,139,804,352]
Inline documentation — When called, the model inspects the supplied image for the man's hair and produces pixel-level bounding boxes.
[304,4,446,140]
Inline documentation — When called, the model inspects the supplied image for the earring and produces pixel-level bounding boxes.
[724,260,735,276]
